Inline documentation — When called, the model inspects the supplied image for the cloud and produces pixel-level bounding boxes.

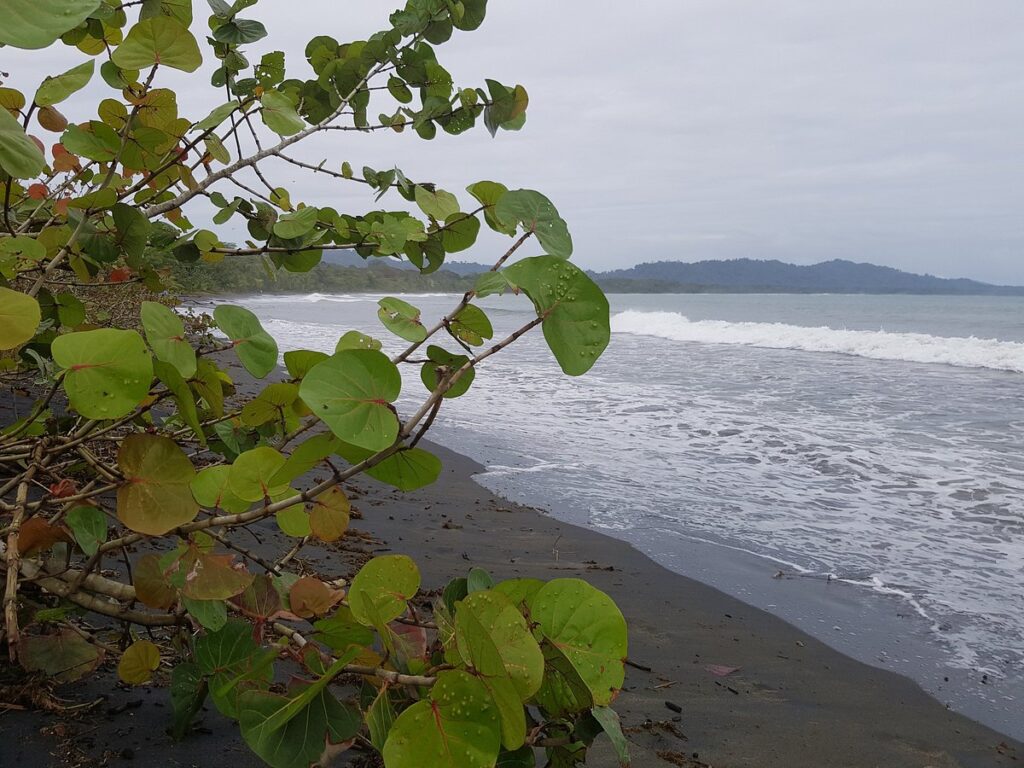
[4,1,1023,283]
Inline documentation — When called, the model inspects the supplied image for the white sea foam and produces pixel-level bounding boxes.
[611,310,1024,373]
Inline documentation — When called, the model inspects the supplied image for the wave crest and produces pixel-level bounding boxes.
[611,310,1024,373]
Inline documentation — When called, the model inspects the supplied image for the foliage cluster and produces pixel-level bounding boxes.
[0,1,626,766]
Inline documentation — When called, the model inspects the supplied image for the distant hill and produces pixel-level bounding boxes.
[322,252,1024,295]
[598,258,1024,295]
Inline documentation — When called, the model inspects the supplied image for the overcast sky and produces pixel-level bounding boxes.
[7,1,1024,283]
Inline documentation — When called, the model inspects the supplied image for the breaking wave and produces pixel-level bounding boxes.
[611,310,1024,373]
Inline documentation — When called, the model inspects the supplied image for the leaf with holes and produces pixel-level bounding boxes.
[299,350,401,452]
[378,297,426,343]
[116,434,198,536]
[449,304,493,346]
[53,329,153,419]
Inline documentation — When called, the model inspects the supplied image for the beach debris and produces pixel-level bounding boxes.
[664,700,683,714]
[625,657,653,672]
[704,664,740,678]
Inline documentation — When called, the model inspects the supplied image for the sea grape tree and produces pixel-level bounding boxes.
[0,1,627,766]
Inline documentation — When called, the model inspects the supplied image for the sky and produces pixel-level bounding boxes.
[6,1,1024,283]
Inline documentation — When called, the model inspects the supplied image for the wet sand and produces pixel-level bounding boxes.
[1,358,1021,767]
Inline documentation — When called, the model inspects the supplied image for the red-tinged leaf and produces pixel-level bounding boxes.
[28,183,48,200]
[49,478,77,498]
[54,197,70,216]
[133,554,177,610]
[181,551,254,600]
[390,621,428,662]
[29,134,45,154]
[108,266,132,283]
[705,664,740,677]
[17,517,72,555]
[289,577,343,619]
[231,574,287,621]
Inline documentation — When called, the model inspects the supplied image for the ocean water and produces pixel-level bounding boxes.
[223,291,1024,737]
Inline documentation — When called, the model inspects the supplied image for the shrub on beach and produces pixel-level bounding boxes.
[0,1,628,766]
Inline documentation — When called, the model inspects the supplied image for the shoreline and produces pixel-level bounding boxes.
[468,460,1023,742]
[3,355,1021,767]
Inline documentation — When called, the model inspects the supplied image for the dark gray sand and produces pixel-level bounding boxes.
[1,359,1021,767]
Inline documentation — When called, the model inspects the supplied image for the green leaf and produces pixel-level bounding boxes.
[283,349,327,379]
[383,670,501,768]
[195,100,240,131]
[441,212,480,253]
[449,304,493,346]
[65,506,107,556]
[154,360,205,446]
[0,288,40,349]
[142,301,196,377]
[112,202,151,260]
[191,465,249,513]
[272,206,318,239]
[335,443,442,491]
[530,579,627,706]
[348,554,420,627]
[313,606,374,652]
[366,686,396,752]
[52,329,153,418]
[60,121,120,162]
[170,662,206,740]
[182,596,228,630]
[116,433,199,536]
[455,590,544,748]
[0,0,100,49]
[467,180,515,236]
[260,90,304,136]
[238,679,360,768]
[591,706,631,767]
[213,304,278,378]
[415,186,460,221]
[34,61,95,107]
[299,350,401,452]
[420,345,473,398]
[503,257,610,376]
[495,189,572,258]
[112,17,203,73]
[0,109,45,179]
[196,618,273,717]
[453,0,488,31]
[269,433,340,486]
[241,382,298,427]
[335,330,381,352]
[228,446,287,502]
[212,18,267,45]
[181,552,253,600]
[377,297,427,343]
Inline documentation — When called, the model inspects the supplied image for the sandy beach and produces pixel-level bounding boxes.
[1,354,1021,768]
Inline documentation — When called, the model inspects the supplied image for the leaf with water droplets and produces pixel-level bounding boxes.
[382,670,501,768]
[503,256,610,376]
[53,328,153,418]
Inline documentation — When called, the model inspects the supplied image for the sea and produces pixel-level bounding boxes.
[217,291,1024,739]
